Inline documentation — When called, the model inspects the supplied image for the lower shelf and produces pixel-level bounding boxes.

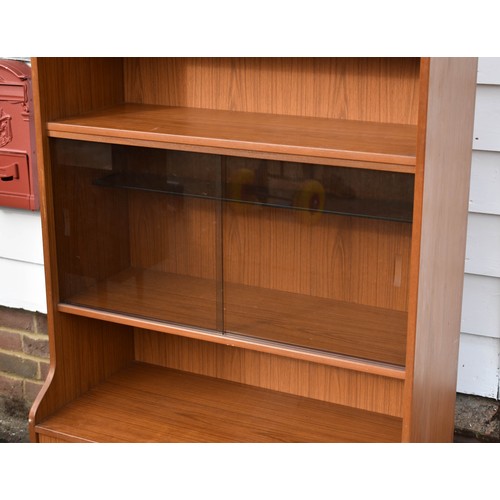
[35,362,402,443]
[62,268,407,366]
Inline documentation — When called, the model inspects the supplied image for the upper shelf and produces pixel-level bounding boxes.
[46,104,417,172]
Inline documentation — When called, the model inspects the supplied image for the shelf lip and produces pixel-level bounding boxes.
[46,104,417,170]
[57,302,406,380]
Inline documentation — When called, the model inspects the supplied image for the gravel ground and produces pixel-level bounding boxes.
[454,392,500,442]
[0,397,30,443]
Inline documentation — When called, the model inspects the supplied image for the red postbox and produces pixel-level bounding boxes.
[0,59,39,210]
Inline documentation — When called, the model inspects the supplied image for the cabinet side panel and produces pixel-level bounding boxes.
[29,58,129,439]
[404,58,478,442]
[124,58,420,124]
[135,331,404,417]
[31,315,135,432]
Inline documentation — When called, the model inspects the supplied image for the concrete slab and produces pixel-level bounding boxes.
[454,392,499,442]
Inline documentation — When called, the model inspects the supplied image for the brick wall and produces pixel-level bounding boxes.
[0,305,49,405]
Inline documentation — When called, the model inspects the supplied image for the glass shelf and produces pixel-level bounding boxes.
[93,160,414,223]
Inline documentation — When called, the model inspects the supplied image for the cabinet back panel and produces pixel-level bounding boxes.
[129,193,218,279]
[121,149,412,311]
[124,58,420,124]
[127,193,411,310]
[134,330,404,417]
[126,149,219,279]
[35,58,124,121]
[224,206,411,311]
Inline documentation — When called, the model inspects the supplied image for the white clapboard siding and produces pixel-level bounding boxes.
[457,333,500,399]
[459,57,500,399]
[0,257,46,312]
[472,85,500,152]
[477,57,500,85]
[461,274,500,339]
[464,213,500,278]
[0,207,44,264]
[469,151,500,215]
[0,207,46,312]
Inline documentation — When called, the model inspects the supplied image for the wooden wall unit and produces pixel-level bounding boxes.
[29,57,477,443]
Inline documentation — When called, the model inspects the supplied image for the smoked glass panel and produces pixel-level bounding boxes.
[51,140,413,365]
[51,139,221,331]
[222,157,413,366]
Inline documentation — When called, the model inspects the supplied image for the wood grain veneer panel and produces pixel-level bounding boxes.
[29,59,128,441]
[124,58,420,125]
[35,362,403,442]
[66,269,218,331]
[46,104,417,167]
[135,333,404,417]
[128,193,218,280]
[403,58,478,442]
[224,283,407,365]
[37,435,72,443]
[30,314,135,440]
[34,58,124,122]
[224,205,412,312]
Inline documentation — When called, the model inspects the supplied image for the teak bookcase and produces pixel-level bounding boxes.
[29,57,477,443]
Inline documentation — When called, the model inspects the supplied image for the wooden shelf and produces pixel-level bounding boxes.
[64,270,219,331]
[225,284,407,366]
[59,268,407,366]
[35,362,403,442]
[46,104,417,172]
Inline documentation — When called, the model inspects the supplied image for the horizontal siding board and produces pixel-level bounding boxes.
[464,213,500,278]
[460,57,500,400]
[456,333,500,399]
[469,151,500,215]
[461,274,500,339]
[473,85,500,152]
[0,208,44,265]
[477,58,500,85]
[0,258,46,313]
